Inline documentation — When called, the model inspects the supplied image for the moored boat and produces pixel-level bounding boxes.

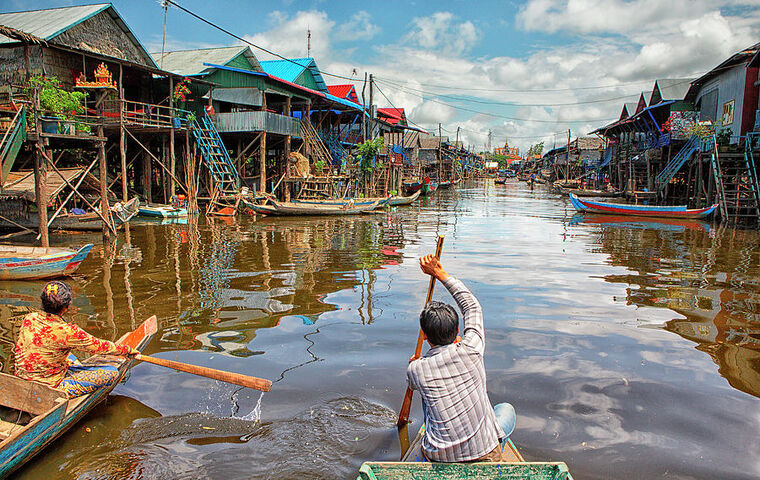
[569,193,718,219]
[388,190,421,206]
[437,181,452,189]
[0,244,94,280]
[241,198,380,216]
[293,196,390,209]
[138,204,188,218]
[0,316,157,477]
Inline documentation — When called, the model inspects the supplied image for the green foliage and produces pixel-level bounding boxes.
[527,141,544,157]
[357,138,384,173]
[490,154,510,167]
[716,127,732,146]
[75,123,91,133]
[687,122,714,140]
[314,158,326,173]
[26,76,86,120]
[185,112,197,124]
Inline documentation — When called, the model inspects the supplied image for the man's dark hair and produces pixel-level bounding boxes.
[420,301,459,346]
[40,281,72,315]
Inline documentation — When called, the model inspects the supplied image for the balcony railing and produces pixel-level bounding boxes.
[213,111,300,136]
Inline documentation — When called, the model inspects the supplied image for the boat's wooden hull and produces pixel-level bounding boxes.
[388,190,421,206]
[242,199,379,216]
[569,193,718,219]
[356,426,574,479]
[0,244,93,280]
[293,197,390,209]
[0,316,157,477]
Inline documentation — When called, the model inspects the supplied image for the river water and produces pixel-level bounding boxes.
[2,179,759,480]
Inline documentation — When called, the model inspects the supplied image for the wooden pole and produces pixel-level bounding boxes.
[97,128,113,240]
[565,129,571,181]
[124,128,188,194]
[169,76,176,197]
[285,96,292,202]
[397,235,445,427]
[260,92,267,194]
[32,87,48,247]
[135,354,272,391]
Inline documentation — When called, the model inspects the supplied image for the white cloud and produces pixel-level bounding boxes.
[404,12,479,55]
[335,11,380,42]
[245,10,335,61]
[242,3,760,153]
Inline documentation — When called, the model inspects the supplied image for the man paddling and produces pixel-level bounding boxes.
[407,255,515,462]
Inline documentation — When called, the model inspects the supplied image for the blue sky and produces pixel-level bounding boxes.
[6,0,760,151]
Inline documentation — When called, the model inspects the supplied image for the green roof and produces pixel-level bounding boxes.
[152,46,262,77]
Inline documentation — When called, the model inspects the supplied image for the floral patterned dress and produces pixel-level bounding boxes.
[14,311,130,397]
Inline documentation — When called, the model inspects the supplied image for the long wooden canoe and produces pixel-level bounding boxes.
[569,193,719,219]
[0,244,93,280]
[357,426,574,480]
[242,198,380,216]
[388,190,421,206]
[0,315,157,478]
[0,198,139,232]
[292,196,390,209]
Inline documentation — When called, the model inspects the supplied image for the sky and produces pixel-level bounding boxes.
[6,0,760,152]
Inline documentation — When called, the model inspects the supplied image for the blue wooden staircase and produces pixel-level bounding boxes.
[654,135,700,192]
[0,107,26,185]
[188,111,240,206]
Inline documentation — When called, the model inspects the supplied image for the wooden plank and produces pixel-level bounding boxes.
[0,373,64,416]
[358,461,573,480]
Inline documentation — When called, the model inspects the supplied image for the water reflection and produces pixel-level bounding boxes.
[571,215,760,399]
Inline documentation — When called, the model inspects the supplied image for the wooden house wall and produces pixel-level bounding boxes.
[695,65,747,141]
[53,11,151,66]
[0,45,43,85]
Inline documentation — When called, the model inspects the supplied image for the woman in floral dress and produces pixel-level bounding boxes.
[14,281,139,397]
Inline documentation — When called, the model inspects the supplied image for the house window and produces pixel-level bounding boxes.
[721,99,735,126]
[699,89,719,121]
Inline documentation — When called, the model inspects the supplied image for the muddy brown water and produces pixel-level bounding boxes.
[2,179,759,479]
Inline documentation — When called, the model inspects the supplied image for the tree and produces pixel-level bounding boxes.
[527,141,544,158]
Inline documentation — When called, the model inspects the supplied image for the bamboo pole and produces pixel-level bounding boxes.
[124,127,188,194]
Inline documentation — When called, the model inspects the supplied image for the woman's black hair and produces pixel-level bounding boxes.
[40,281,73,315]
[419,301,459,346]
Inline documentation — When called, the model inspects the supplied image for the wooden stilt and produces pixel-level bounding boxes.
[33,147,49,247]
[169,77,176,198]
[260,92,267,194]
[97,128,113,240]
[285,97,292,202]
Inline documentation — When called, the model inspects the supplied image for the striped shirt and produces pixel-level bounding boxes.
[406,276,504,462]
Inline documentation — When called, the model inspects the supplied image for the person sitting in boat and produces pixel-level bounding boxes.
[14,281,139,397]
[407,255,515,462]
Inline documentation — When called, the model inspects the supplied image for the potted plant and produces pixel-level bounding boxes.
[26,75,86,134]
[313,158,326,175]
[716,127,732,151]
[75,123,91,136]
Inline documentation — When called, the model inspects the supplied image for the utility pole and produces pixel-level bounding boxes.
[307,27,311,57]
[565,129,571,181]
[438,123,442,181]
[369,73,374,140]
[361,72,367,143]
[487,129,492,153]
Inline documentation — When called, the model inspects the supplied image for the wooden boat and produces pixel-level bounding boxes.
[421,182,438,196]
[357,425,574,479]
[569,193,718,219]
[241,198,380,216]
[0,316,157,478]
[293,196,390,209]
[388,190,421,206]
[556,185,619,198]
[403,176,437,196]
[0,199,140,232]
[138,204,188,218]
[437,181,452,189]
[495,177,507,185]
[0,244,94,280]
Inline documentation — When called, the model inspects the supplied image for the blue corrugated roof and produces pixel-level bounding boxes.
[259,57,328,92]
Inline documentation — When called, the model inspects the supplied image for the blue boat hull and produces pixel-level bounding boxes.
[0,244,93,280]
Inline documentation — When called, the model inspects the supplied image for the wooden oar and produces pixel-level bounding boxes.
[134,354,272,392]
[397,235,444,427]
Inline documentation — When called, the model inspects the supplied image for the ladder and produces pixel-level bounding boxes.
[298,120,334,169]
[318,130,346,165]
[709,134,760,224]
[0,106,26,185]
[188,111,240,212]
[655,135,700,192]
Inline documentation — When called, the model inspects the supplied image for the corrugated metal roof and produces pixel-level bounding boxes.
[652,78,693,103]
[259,57,327,92]
[327,84,359,103]
[152,46,261,76]
[0,4,157,68]
[0,4,108,43]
